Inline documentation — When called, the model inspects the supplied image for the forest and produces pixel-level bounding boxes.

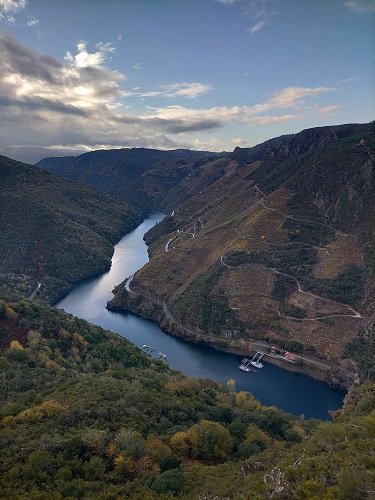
[0,296,374,499]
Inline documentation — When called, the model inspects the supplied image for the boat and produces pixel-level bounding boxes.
[158,352,167,361]
[239,357,258,372]
[250,351,264,369]
[239,365,251,372]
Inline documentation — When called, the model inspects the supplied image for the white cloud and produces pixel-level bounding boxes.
[117,34,123,41]
[161,82,214,99]
[26,16,39,27]
[0,0,27,13]
[133,62,142,70]
[231,137,249,146]
[314,105,341,115]
[0,0,27,23]
[246,0,278,34]
[345,0,375,13]
[64,41,116,69]
[0,33,339,155]
[342,75,360,83]
[133,82,214,99]
[248,19,267,34]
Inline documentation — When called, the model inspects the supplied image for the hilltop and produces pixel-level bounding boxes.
[0,296,373,499]
[0,156,141,303]
[37,148,220,210]
[107,123,375,386]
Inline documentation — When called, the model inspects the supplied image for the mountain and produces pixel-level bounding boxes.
[0,155,141,303]
[0,296,373,499]
[37,148,221,210]
[107,123,375,386]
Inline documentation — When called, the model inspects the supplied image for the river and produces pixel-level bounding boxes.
[56,212,345,420]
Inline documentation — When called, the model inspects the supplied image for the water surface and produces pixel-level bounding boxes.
[57,212,345,419]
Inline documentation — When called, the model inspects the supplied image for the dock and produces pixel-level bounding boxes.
[239,351,265,372]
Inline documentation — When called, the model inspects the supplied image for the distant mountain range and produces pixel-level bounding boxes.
[37,148,220,210]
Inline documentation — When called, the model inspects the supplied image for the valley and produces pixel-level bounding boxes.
[99,123,374,386]
[0,156,141,303]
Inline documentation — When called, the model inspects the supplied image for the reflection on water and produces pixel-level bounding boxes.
[57,212,345,420]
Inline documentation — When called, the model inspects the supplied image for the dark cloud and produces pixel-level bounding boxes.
[0,32,62,83]
[116,116,223,133]
[0,95,88,116]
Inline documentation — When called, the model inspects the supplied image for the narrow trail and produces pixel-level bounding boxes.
[208,194,241,215]
[232,227,327,252]
[29,281,41,300]
[219,254,363,321]
[260,304,363,322]
[188,225,196,238]
[158,179,362,323]
[270,268,363,319]
[165,238,173,252]
[254,184,349,237]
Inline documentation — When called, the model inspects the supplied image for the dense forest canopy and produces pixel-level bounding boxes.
[0,297,374,499]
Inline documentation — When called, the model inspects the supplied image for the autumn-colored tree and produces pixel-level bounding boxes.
[189,420,233,460]
[113,454,136,480]
[5,307,17,320]
[227,378,236,392]
[9,340,23,350]
[27,330,42,349]
[171,420,233,461]
[115,428,145,460]
[145,434,171,464]
[170,431,191,458]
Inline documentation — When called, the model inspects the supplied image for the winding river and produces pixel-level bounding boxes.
[56,212,345,420]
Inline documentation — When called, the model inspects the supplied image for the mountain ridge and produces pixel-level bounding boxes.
[37,148,221,210]
[105,122,375,386]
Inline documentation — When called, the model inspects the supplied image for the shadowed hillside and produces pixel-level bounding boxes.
[37,148,220,210]
[0,156,141,302]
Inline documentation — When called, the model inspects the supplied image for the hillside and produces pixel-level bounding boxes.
[0,156,141,303]
[37,148,220,210]
[108,123,375,386]
[0,296,374,499]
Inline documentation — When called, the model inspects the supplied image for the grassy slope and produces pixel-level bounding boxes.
[0,297,374,499]
[109,124,375,382]
[0,155,141,302]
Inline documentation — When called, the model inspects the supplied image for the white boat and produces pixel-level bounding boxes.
[250,351,264,369]
[239,357,258,372]
[239,365,250,372]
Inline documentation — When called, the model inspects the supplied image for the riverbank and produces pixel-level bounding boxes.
[107,279,340,386]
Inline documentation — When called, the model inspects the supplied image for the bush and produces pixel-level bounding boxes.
[160,455,181,472]
[152,469,185,494]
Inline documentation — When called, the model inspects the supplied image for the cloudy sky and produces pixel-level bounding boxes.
[0,0,374,162]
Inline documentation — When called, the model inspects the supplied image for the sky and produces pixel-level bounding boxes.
[0,0,374,162]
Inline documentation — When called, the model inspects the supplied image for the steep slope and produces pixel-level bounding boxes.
[108,123,375,385]
[0,297,373,499]
[0,156,141,302]
[37,148,220,210]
